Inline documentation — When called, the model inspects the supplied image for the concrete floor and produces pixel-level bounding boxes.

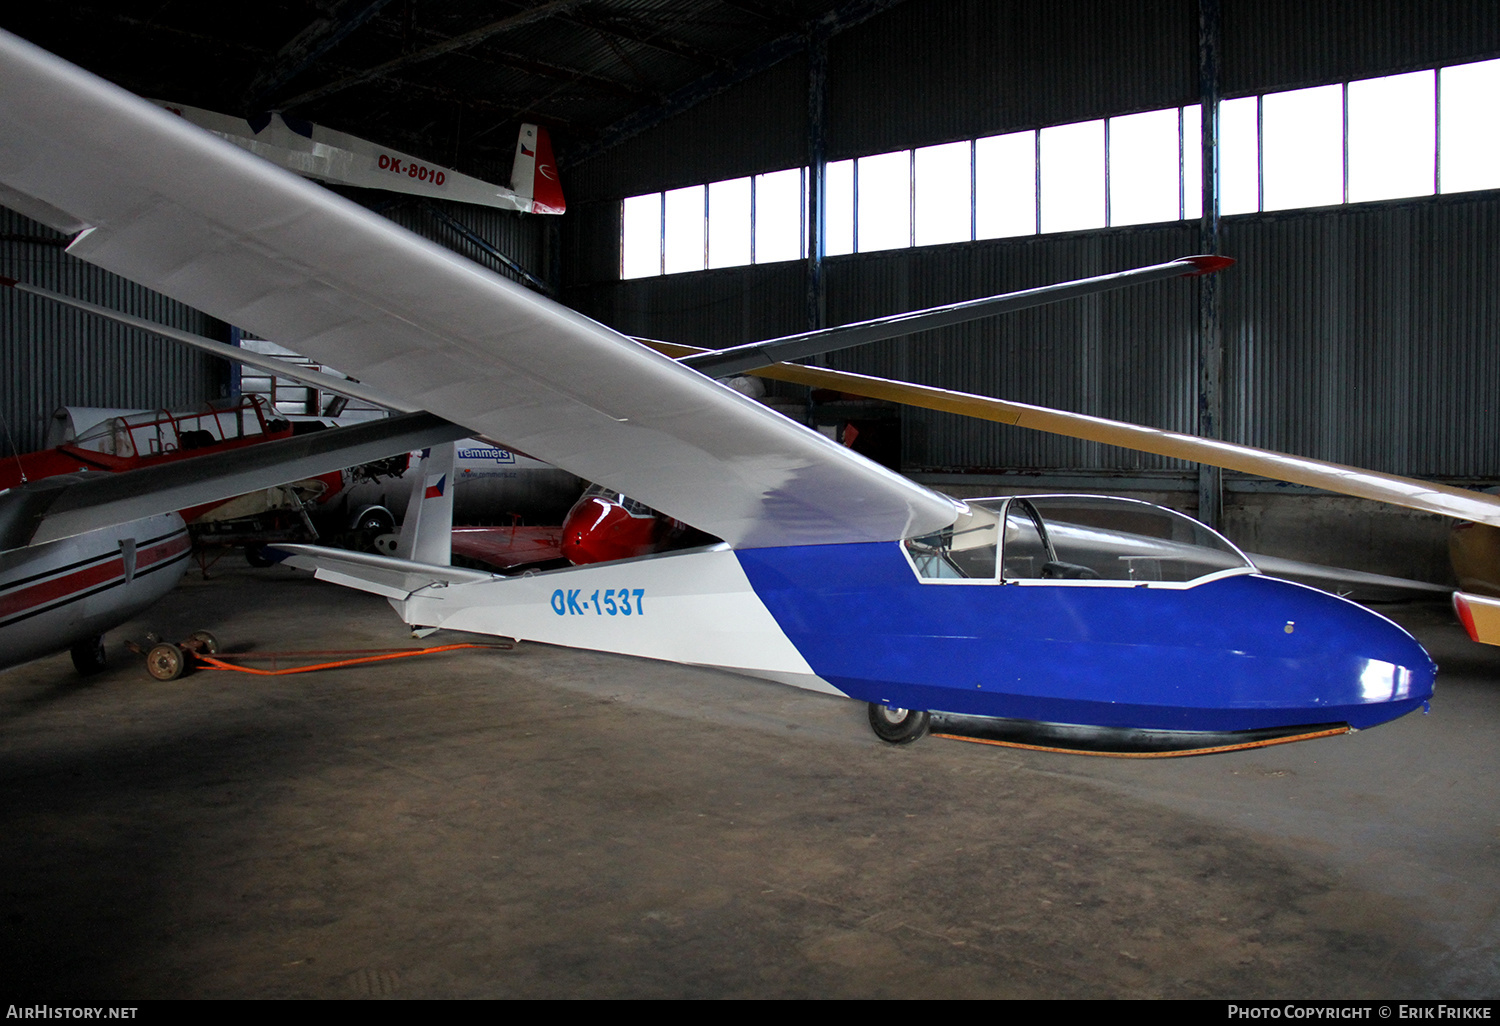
[2,565,1497,999]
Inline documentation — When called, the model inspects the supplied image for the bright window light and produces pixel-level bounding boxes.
[1440,58,1500,194]
[1182,104,1203,219]
[1262,84,1343,211]
[1348,71,1435,202]
[754,168,804,263]
[857,150,912,252]
[914,141,972,246]
[975,131,1036,238]
[1109,107,1181,226]
[1040,119,1104,233]
[1218,96,1259,214]
[825,159,854,256]
[663,185,705,274]
[621,192,661,279]
[708,177,751,269]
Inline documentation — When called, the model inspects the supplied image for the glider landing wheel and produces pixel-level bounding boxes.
[145,643,185,681]
[867,703,930,744]
[70,635,108,675]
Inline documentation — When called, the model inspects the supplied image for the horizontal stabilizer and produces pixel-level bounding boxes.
[276,544,492,601]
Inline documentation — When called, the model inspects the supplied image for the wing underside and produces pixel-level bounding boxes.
[0,30,958,551]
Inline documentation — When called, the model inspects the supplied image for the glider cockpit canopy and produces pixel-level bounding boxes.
[903,495,1255,587]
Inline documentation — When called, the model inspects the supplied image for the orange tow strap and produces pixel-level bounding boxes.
[930,724,1350,758]
[196,643,509,676]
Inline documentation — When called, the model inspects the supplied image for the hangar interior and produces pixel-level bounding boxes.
[6,0,1499,583]
[2,0,1500,1000]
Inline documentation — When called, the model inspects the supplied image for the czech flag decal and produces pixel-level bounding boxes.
[424,474,446,499]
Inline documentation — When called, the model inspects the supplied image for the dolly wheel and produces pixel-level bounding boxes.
[145,643,185,681]
[867,703,930,744]
[189,630,219,655]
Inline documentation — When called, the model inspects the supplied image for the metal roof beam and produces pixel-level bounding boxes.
[244,0,398,107]
[274,0,591,111]
[568,0,910,166]
[559,12,731,72]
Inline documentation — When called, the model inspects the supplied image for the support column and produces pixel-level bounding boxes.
[806,29,828,335]
[1197,0,1224,528]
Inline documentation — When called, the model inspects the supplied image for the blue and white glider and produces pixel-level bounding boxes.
[0,29,1435,752]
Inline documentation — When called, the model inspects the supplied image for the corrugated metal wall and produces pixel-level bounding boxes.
[564,0,1500,483]
[1224,193,1500,477]
[0,195,549,456]
[1,207,227,454]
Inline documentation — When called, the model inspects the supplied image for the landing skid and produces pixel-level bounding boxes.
[926,713,1351,758]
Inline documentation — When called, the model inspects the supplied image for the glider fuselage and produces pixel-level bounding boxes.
[395,534,1433,736]
[0,512,191,670]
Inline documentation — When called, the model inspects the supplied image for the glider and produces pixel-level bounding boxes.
[0,31,1449,750]
[154,101,564,215]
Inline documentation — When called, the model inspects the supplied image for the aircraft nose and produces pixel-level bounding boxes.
[1266,578,1435,729]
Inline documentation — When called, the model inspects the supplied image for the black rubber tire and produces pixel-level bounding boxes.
[69,635,108,675]
[244,544,273,568]
[145,643,185,681]
[867,703,931,744]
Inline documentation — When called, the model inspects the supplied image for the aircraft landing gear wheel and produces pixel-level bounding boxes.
[188,630,219,655]
[868,703,930,744]
[70,635,107,675]
[145,643,185,681]
[244,544,272,568]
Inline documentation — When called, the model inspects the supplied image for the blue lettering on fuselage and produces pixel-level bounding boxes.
[550,587,646,616]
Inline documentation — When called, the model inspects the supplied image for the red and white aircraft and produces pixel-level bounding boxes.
[154,101,564,215]
[0,405,463,674]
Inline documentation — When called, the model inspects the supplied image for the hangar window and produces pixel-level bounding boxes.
[1109,108,1182,227]
[915,141,972,246]
[1218,96,1260,215]
[663,185,706,274]
[620,57,1499,278]
[856,149,912,252]
[1349,71,1435,203]
[1040,119,1106,233]
[1262,85,1344,211]
[709,177,752,269]
[755,167,807,263]
[975,130,1036,238]
[620,193,662,279]
[1439,59,1500,194]
[825,159,855,255]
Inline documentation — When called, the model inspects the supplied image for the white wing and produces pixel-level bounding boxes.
[0,31,958,550]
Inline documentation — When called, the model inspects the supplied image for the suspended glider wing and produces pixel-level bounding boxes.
[683,255,1232,378]
[645,338,1500,531]
[0,29,957,550]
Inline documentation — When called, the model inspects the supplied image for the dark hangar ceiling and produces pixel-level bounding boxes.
[1,1,900,182]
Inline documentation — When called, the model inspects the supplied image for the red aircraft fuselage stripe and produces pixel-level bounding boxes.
[0,531,190,621]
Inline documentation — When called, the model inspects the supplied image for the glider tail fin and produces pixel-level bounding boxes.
[509,124,565,214]
[395,442,455,566]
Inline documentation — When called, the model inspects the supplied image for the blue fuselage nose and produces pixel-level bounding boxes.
[738,544,1435,733]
